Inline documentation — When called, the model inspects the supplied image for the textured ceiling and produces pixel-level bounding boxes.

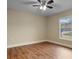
[7,0,72,16]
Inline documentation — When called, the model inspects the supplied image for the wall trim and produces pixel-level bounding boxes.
[7,40,47,48]
[47,40,72,48]
[7,40,72,48]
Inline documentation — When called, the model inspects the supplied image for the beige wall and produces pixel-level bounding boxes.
[7,9,72,48]
[48,10,72,47]
[7,10,48,47]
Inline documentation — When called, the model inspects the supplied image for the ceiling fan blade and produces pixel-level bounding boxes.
[47,0,54,4]
[33,5,40,7]
[37,0,41,3]
[46,6,53,9]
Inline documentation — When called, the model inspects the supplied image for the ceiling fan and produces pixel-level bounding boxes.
[22,0,54,11]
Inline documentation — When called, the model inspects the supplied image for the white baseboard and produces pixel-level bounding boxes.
[7,40,72,48]
[47,40,72,48]
[7,40,47,48]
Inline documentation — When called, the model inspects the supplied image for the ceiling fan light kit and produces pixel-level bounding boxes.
[40,5,46,11]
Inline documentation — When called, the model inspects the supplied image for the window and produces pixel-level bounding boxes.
[59,16,72,41]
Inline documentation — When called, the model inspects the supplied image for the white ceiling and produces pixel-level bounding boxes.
[7,0,72,16]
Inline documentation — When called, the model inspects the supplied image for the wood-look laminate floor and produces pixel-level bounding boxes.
[7,42,72,59]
